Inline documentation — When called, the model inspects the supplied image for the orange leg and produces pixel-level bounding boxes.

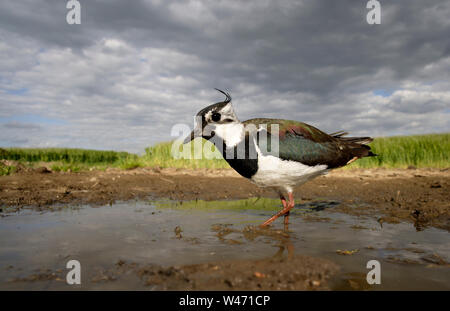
[260,192,294,228]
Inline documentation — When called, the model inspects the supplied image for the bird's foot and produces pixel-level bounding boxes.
[260,206,292,228]
[260,192,294,228]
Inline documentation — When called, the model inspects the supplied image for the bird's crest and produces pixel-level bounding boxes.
[214,88,232,104]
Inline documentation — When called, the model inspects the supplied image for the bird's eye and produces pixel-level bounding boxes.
[211,112,221,122]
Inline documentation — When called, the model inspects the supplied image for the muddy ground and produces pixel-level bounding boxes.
[1,167,449,231]
[0,167,449,290]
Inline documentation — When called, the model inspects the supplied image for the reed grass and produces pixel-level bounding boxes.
[1,133,448,174]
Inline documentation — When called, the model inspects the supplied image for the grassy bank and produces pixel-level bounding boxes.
[0,133,448,174]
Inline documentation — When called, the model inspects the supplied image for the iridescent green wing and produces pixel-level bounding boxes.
[243,118,350,168]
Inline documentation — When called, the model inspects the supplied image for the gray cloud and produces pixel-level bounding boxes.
[0,0,449,152]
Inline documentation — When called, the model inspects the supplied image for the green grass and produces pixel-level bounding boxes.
[347,133,449,169]
[141,140,229,169]
[0,133,448,172]
[0,163,16,176]
[0,147,139,172]
[1,147,134,164]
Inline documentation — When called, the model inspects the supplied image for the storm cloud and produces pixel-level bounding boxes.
[0,0,449,152]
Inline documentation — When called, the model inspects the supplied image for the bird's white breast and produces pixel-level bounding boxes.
[251,140,328,193]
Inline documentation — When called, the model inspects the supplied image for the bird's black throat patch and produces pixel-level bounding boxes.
[213,133,258,179]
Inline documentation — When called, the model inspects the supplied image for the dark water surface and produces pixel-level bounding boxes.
[0,199,449,290]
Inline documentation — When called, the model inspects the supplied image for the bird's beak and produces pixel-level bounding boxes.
[183,126,202,144]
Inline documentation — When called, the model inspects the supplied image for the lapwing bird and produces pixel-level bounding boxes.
[183,89,375,228]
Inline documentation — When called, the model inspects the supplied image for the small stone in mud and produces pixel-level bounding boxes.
[174,226,183,239]
[377,218,384,226]
[310,280,321,287]
[430,182,442,188]
[348,279,360,290]
[350,225,367,230]
[211,224,222,231]
[254,271,265,278]
[91,271,117,283]
[411,209,421,219]
[35,167,51,174]
[336,249,359,255]
[378,216,400,224]
[226,239,242,245]
[224,279,234,287]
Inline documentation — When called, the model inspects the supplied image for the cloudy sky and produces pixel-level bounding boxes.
[1,0,449,153]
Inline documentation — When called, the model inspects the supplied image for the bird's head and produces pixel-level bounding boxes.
[183,89,239,144]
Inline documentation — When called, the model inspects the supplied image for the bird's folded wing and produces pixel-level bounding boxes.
[243,118,371,168]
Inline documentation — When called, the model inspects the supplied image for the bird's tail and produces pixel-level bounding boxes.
[330,131,377,157]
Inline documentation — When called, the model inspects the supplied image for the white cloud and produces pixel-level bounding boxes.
[0,0,449,152]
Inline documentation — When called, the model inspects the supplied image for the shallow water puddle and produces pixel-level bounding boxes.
[0,199,449,290]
